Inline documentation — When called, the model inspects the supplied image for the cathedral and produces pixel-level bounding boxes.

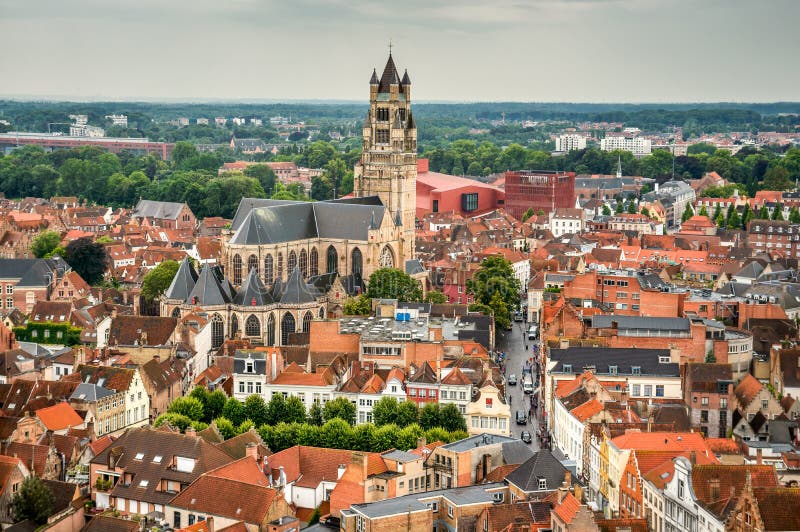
[162,53,424,348]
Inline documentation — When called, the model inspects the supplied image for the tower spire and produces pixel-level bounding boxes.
[616,155,622,178]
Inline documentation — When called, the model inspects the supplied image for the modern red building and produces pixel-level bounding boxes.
[415,159,505,217]
[0,132,174,159]
[504,170,576,219]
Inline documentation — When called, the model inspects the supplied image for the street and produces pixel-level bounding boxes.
[495,319,546,452]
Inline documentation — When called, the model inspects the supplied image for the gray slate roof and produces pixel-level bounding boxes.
[548,346,679,377]
[70,382,115,402]
[280,267,319,304]
[187,264,232,306]
[349,482,504,519]
[502,440,535,465]
[132,199,186,220]
[442,433,517,452]
[505,449,580,494]
[229,196,386,245]
[591,314,690,333]
[233,351,267,375]
[233,268,273,306]
[382,449,421,463]
[165,258,198,301]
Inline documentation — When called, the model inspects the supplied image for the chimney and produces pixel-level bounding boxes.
[559,337,569,350]
[205,517,214,532]
[278,466,286,487]
[563,470,572,489]
[185,426,196,438]
[689,451,696,465]
[246,442,258,462]
[416,436,427,449]
[353,452,368,481]
[152,355,160,363]
[756,448,763,465]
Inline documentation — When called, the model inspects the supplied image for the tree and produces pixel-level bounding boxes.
[439,403,468,432]
[154,412,193,431]
[521,207,535,222]
[698,205,709,217]
[763,166,792,191]
[601,204,611,216]
[343,294,372,316]
[30,231,61,258]
[681,202,694,222]
[419,403,442,430]
[641,207,651,218]
[11,476,54,525]
[322,397,356,426]
[319,418,353,449]
[727,207,741,229]
[466,256,521,331]
[205,390,227,422]
[310,175,333,201]
[214,416,237,440]
[424,291,447,304]
[396,401,420,427]
[712,204,722,223]
[307,401,324,426]
[372,397,398,427]
[615,201,623,214]
[772,204,784,221]
[141,260,179,301]
[366,268,423,302]
[265,394,287,426]
[757,205,770,219]
[284,396,307,424]
[222,397,245,426]
[63,237,108,285]
[714,210,725,227]
[790,207,800,224]
[626,201,636,214]
[244,164,277,195]
[167,396,204,421]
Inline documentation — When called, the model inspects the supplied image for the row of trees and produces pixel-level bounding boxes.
[154,388,469,453]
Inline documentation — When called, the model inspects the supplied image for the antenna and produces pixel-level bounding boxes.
[389,39,393,55]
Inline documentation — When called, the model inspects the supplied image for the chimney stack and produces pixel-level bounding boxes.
[756,448,763,465]
[246,442,258,462]
[185,426,196,438]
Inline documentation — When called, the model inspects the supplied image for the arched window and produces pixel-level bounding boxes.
[281,312,296,345]
[302,311,313,333]
[247,255,258,275]
[351,247,363,276]
[267,314,276,346]
[319,307,325,319]
[245,314,260,337]
[288,250,297,273]
[211,314,224,349]
[309,248,319,277]
[379,246,395,268]
[230,314,239,336]
[171,307,181,318]
[277,252,284,280]
[232,254,242,285]
[299,249,308,278]
[264,254,274,284]
[326,246,338,274]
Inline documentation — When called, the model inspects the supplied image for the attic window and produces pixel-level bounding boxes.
[538,478,547,490]
[152,455,163,464]
[609,365,618,375]
[134,452,144,460]
[631,366,641,375]
[563,364,572,373]
[138,480,149,488]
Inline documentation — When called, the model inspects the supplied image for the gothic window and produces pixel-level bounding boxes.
[267,314,276,347]
[210,314,224,349]
[277,252,284,280]
[376,129,389,144]
[299,249,308,278]
[326,246,338,274]
[377,108,389,121]
[309,248,319,277]
[351,248,363,276]
[264,254,274,284]
[281,312,296,345]
[230,314,239,336]
[245,314,260,337]
[288,251,297,273]
[319,307,325,319]
[302,311,313,333]
[247,255,258,275]
[171,307,181,318]
[232,254,242,285]
[379,246,395,268]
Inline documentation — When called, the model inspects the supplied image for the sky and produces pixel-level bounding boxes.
[1,0,798,103]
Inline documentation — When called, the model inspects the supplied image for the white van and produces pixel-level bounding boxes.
[522,375,534,394]
[527,325,538,340]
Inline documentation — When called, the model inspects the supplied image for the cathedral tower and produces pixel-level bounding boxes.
[354,52,417,265]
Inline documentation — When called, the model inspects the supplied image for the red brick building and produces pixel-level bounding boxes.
[415,160,505,218]
[504,170,576,219]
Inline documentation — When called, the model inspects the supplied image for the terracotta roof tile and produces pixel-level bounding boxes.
[733,374,763,407]
[553,492,581,524]
[753,487,800,530]
[35,402,83,431]
[170,475,279,525]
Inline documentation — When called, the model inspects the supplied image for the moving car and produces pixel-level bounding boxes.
[516,409,527,425]
[508,374,517,386]
[514,311,524,322]
[520,430,532,444]
[522,375,534,394]
[527,325,538,340]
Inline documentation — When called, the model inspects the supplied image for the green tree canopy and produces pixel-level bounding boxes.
[322,397,356,426]
[12,476,54,525]
[64,237,108,285]
[366,268,423,302]
[681,202,694,222]
[466,256,521,331]
[30,231,61,258]
[343,294,372,316]
[424,290,447,304]
[763,166,792,191]
[142,260,180,302]
[167,396,204,421]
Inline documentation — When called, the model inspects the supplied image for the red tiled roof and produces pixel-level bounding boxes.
[35,402,83,431]
[612,432,714,458]
[692,465,777,507]
[170,475,278,524]
[733,374,763,407]
[570,399,604,422]
[553,492,581,524]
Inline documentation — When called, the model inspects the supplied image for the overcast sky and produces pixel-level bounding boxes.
[1,0,798,103]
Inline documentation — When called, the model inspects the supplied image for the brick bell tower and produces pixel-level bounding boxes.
[353,51,417,266]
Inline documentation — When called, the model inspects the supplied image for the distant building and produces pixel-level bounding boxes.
[105,114,128,127]
[600,134,652,155]
[555,134,587,152]
[232,117,246,126]
[250,118,263,126]
[504,170,576,219]
[215,117,227,126]
[196,118,209,125]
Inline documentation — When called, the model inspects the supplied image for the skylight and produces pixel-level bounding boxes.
[152,455,162,464]
[139,480,149,487]
[134,452,144,460]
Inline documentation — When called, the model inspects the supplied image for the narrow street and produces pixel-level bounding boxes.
[495,319,545,452]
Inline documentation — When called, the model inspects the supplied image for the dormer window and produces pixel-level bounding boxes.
[632,366,641,375]
[609,365,618,375]
[246,361,254,373]
[563,364,572,373]
[538,478,547,490]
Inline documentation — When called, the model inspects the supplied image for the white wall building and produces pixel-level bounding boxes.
[600,135,652,156]
[555,134,587,152]
[549,208,585,237]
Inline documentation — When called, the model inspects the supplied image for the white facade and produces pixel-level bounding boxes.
[126,370,150,429]
[105,114,128,127]
[264,382,338,411]
[555,134,587,152]
[600,135,652,155]
[551,398,587,475]
[512,258,531,289]
[549,211,585,237]
[642,477,665,532]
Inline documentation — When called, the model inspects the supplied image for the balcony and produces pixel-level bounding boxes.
[94,478,114,492]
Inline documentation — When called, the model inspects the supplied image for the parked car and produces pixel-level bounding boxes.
[508,374,517,386]
[522,376,534,394]
[516,409,527,425]
[521,430,532,444]
[527,325,538,340]
[514,311,524,322]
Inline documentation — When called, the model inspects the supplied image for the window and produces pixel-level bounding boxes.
[609,365,618,375]
[632,366,641,375]
[655,385,664,397]
[232,254,242,285]
[6,298,12,309]
[427,501,439,513]
[287,250,297,273]
[134,452,144,460]
[678,480,684,499]
[631,384,640,396]
[761,399,768,410]
[245,315,260,337]
[309,248,319,277]
[720,397,727,409]
[174,511,181,529]
[448,504,454,517]
[538,478,547,490]
[701,410,709,423]
[462,193,479,212]
[701,396,708,406]
[299,249,308,277]
[432,200,439,213]
[139,480,149,488]
[351,248,363,276]
[326,246,338,274]
[355,515,365,532]
[563,364,572,373]
[644,385,652,397]
[6,286,11,294]
[210,314,224,349]
[153,455,162,464]
[247,254,258,276]
[264,254,274,284]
